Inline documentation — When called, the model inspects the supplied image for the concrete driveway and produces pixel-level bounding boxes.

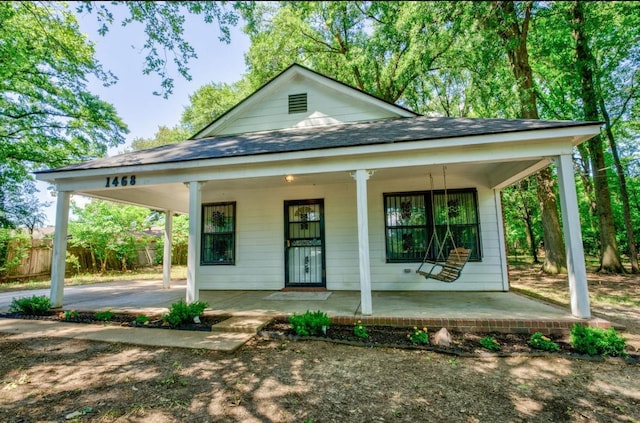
[0,279,187,315]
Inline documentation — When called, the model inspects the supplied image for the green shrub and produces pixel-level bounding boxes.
[529,332,560,352]
[8,295,52,315]
[570,324,627,357]
[94,310,115,321]
[480,336,501,351]
[407,327,429,345]
[353,320,369,339]
[60,310,79,320]
[289,310,330,337]
[135,314,150,324]
[162,300,209,327]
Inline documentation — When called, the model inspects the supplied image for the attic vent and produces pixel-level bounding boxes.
[288,93,307,114]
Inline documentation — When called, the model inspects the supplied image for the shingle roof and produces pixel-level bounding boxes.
[37,116,599,174]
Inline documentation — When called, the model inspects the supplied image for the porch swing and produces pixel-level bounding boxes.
[416,167,471,283]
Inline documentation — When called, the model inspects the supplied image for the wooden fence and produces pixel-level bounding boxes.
[2,239,187,280]
[5,238,53,279]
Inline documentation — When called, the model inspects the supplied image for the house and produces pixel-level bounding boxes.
[35,64,601,318]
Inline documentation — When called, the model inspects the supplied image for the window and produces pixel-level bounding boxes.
[288,93,307,113]
[201,202,236,265]
[384,189,481,262]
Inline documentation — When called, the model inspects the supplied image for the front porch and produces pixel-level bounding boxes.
[0,279,608,335]
[198,289,607,335]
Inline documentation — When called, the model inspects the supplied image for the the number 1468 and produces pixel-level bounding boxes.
[105,175,136,188]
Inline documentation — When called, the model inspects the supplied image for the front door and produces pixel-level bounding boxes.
[284,199,326,288]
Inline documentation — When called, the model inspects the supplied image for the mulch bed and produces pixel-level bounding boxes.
[1,312,638,362]
[260,319,576,358]
[0,311,227,332]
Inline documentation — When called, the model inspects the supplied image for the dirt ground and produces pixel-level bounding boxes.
[1,266,639,423]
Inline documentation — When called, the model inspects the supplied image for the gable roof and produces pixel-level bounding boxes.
[37,116,599,174]
[191,63,419,139]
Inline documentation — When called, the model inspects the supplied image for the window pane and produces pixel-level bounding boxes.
[433,191,477,225]
[202,202,235,265]
[385,195,425,226]
[202,234,234,264]
[203,203,234,233]
[384,189,481,262]
[386,227,427,261]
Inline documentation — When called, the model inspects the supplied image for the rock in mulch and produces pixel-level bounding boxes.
[432,327,452,347]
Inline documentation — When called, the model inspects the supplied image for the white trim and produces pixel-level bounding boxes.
[42,139,587,196]
[490,159,552,190]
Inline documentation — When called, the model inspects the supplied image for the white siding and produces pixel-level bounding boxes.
[214,76,398,136]
[197,172,506,291]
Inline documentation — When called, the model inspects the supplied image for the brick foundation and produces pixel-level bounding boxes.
[275,315,612,336]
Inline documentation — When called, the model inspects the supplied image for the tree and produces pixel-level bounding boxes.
[482,1,567,274]
[1,180,49,236]
[181,81,250,134]
[502,178,542,262]
[76,1,245,98]
[131,125,190,151]
[0,2,128,221]
[129,81,249,151]
[241,2,464,103]
[571,1,625,273]
[68,200,156,272]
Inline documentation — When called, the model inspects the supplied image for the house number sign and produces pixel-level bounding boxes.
[105,175,136,188]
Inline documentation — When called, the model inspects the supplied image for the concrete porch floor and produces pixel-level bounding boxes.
[0,278,607,335]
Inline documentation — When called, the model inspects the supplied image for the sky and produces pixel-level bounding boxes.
[37,6,251,224]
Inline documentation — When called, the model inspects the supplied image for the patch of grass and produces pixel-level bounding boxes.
[593,293,640,307]
[0,266,188,293]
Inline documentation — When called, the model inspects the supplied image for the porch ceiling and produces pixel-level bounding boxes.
[72,159,544,213]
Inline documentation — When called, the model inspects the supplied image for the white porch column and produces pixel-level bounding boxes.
[352,169,374,315]
[187,182,202,303]
[163,210,173,289]
[555,155,591,319]
[50,190,70,308]
[494,190,510,291]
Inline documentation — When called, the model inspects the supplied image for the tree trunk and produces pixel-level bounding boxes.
[516,179,540,263]
[599,89,639,273]
[572,0,625,273]
[492,1,567,273]
[536,167,567,273]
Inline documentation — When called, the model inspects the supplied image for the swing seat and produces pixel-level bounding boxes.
[416,247,471,283]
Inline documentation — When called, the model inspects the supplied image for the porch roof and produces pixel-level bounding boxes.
[36,116,599,175]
